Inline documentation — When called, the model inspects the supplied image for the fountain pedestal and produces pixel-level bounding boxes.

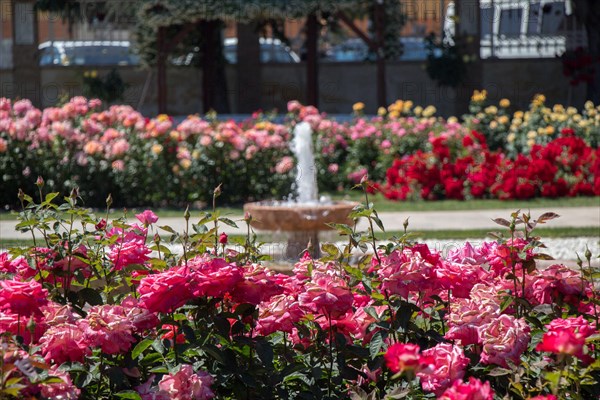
[243,201,359,259]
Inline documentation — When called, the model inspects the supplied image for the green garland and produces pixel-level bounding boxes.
[134,0,405,66]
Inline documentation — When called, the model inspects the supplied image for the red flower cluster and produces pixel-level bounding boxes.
[379,131,599,201]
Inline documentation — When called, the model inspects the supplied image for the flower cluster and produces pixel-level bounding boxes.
[379,128,599,200]
[1,192,599,399]
[0,98,293,207]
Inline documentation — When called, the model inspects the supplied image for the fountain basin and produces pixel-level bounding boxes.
[243,200,360,259]
[243,201,359,232]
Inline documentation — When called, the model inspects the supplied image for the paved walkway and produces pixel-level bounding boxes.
[1,206,598,240]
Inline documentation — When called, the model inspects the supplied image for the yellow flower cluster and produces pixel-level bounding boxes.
[471,90,487,103]
[83,70,98,79]
[387,99,413,118]
[352,102,365,112]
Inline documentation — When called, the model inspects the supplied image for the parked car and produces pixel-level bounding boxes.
[38,41,140,66]
[172,37,300,66]
[224,37,300,64]
[323,37,439,62]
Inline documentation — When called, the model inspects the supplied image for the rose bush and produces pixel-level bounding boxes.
[2,95,598,208]
[1,188,599,399]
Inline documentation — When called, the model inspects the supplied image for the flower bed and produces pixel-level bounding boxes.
[1,191,599,399]
[0,95,598,207]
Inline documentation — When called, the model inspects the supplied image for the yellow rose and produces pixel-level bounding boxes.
[585,101,594,110]
[413,106,423,116]
[552,104,564,113]
[489,121,498,129]
[377,107,387,116]
[180,159,192,170]
[528,130,537,139]
[498,116,509,125]
[192,150,200,159]
[151,144,163,155]
[566,107,577,115]
[545,126,555,135]
[484,106,498,115]
[532,94,546,107]
[169,130,180,141]
[514,111,524,119]
[507,133,516,143]
[403,100,413,112]
[422,105,436,118]
[573,114,582,122]
[389,110,400,119]
[448,116,458,123]
[90,70,98,78]
[157,114,170,122]
[352,102,365,112]
[527,138,535,147]
[499,98,510,108]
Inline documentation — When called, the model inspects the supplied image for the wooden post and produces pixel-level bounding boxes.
[11,0,41,106]
[374,0,387,109]
[306,12,319,107]
[157,26,167,114]
[201,20,219,113]
[236,23,261,113]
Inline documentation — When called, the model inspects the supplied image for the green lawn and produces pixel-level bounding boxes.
[3,227,597,251]
[1,194,597,220]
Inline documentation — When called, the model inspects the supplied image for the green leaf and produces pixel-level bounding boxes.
[326,223,353,235]
[372,211,385,232]
[219,217,238,228]
[492,218,511,227]
[369,331,384,359]
[322,243,340,258]
[488,367,512,376]
[78,288,103,306]
[537,212,560,223]
[159,225,176,234]
[131,338,153,359]
[115,390,142,400]
[151,339,165,355]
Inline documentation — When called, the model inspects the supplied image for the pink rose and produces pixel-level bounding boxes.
[378,248,435,298]
[40,323,91,364]
[108,226,151,271]
[479,315,530,367]
[157,365,214,400]
[188,256,243,298]
[384,343,430,374]
[40,365,81,400]
[257,294,304,336]
[0,278,48,316]
[298,272,354,319]
[438,377,494,400]
[230,264,285,305]
[138,267,195,313]
[536,316,596,363]
[275,156,294,174]
[78,305,136,355]
[136,210,159,226]
[417,343,469,396]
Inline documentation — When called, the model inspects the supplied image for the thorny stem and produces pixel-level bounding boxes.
[19,195,44,284]
[328,314,334,399]
[363,185,382,266]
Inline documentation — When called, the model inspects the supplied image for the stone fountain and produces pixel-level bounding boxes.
[243,122,358,259]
